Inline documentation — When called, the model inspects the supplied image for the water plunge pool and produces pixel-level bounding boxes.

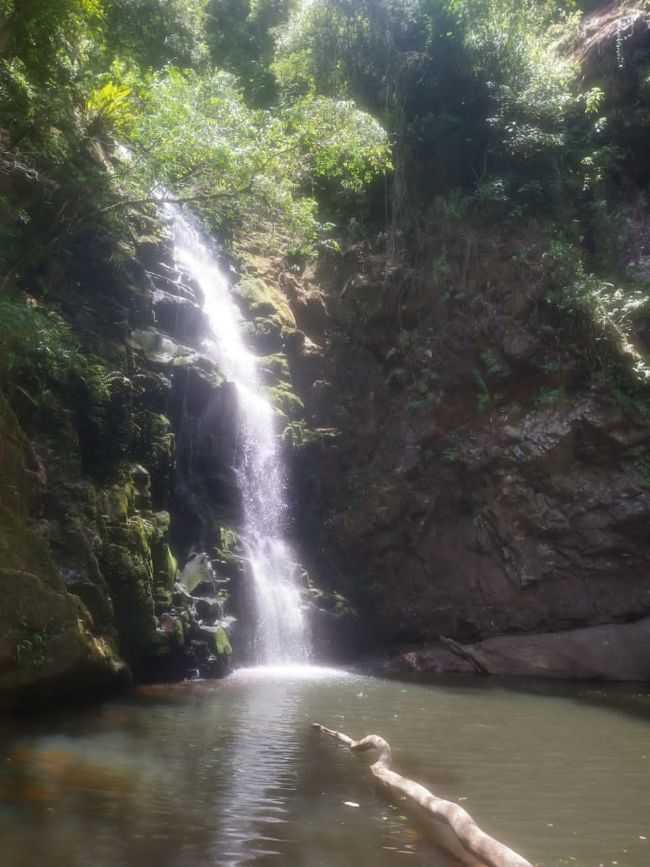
[1,668,649,867]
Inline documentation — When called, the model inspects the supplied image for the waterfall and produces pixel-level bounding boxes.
[166,205,309,663]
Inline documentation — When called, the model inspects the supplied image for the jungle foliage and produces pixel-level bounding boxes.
[1,0,649,343]
[0,0,621,245]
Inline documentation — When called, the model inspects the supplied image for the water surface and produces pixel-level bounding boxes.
[1,668,649,867]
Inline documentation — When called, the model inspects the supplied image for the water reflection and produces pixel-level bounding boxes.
[1,671,649,867]
[215,668,308,864]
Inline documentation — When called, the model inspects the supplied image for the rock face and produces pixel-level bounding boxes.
[0,206,352,704]
[0,394,127,708]
[282,218,650,679]
[5,9,650,694]
[379,618,650,681]
[0,225,244,705]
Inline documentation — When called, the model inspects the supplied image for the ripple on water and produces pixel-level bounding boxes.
[1,675,649,867]
[230,664,353,681]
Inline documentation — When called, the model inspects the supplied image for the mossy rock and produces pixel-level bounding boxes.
[100,513,159,660]
[0,394,126,703]
[236,276,296,329]
[281,421,335,449]
[268,384,305,421]
[214,526,240,562]
[154,588,174,610]
[241,316,284,354]
[101,480,136,524]
[214,626,232,656]
[150,510,171,540]
[259,353,291,386]
[153,542,178,591]
[135,413,175,487]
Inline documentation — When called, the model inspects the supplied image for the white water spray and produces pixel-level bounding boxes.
[166,205,308,663]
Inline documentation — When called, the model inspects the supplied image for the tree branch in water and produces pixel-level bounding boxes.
[312,723,533,867]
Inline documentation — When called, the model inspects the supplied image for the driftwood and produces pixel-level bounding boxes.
[312,723,532,867]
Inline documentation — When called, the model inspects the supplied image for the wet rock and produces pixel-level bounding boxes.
[152,288,205,341]
[501,327,541,364]
[195,597,224,623]
[0,395,127,707]
[381,618,650,681]
[135,238,173,272]
[198,654,231,678]
[128,328,196,366]
[179,552,215,594]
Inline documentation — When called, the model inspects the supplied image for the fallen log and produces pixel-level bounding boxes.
[312,723,532,867]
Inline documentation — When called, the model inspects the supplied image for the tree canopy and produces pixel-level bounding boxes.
[0,0,640,265]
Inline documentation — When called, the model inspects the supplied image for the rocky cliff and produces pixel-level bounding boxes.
[3,1,650,700]
[284,218,650,678]
[0,206,243,707]
[266,6,650,680]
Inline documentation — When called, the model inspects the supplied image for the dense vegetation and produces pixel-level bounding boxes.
[1,0,649,424]
[2,2,649,367]
[3,0,650,698]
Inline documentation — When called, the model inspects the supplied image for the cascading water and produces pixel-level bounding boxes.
[166,204,308,663]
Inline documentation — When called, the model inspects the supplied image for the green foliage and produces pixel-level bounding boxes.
[535,386,566,408]
[86,80,136,134]
[473,368,493,413]
[0,296,109,404]
[103,0,209,69]
[126,66,311,244]
[543,236,650,392]
[124,66,390,251]
[206,0,297,104]
[0,0,104,84]
[286,96,392,193]
[0,298,82,386]
[277,0,581,215]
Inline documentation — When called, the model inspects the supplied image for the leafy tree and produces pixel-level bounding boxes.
[103,0,209,69]
[277,0,581,217]
[0,0,103,81]
[206,0,297,104]
[123,66,391,249]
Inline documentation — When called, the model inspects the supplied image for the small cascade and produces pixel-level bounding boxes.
[166,204,309,663]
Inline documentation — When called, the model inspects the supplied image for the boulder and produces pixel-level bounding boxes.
[380,618,650,681]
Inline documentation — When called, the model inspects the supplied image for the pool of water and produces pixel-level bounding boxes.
[1,667,649,867]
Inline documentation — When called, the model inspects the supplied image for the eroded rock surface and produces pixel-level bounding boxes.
[379,618,650,681]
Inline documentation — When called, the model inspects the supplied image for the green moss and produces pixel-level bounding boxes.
[164,543,178,580]
[153,542,178,591]
[213,526,240,566]
[259,353,291,385]
[268,384,304,420]
[137,414,175,482]
[0,393,31,519]
[102,481,135,524]
[0,392,124,695]
[152,511,171,539]
[154,589,173,609]
[214,627,232,656]
[0,395,62,585]
[281,421,338,448]
[100,514,159,658]
[237,276,296,329]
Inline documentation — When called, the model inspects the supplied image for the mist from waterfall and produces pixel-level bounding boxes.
[166,204,308,663]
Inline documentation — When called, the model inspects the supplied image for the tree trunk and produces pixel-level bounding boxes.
[312,723,533,867]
